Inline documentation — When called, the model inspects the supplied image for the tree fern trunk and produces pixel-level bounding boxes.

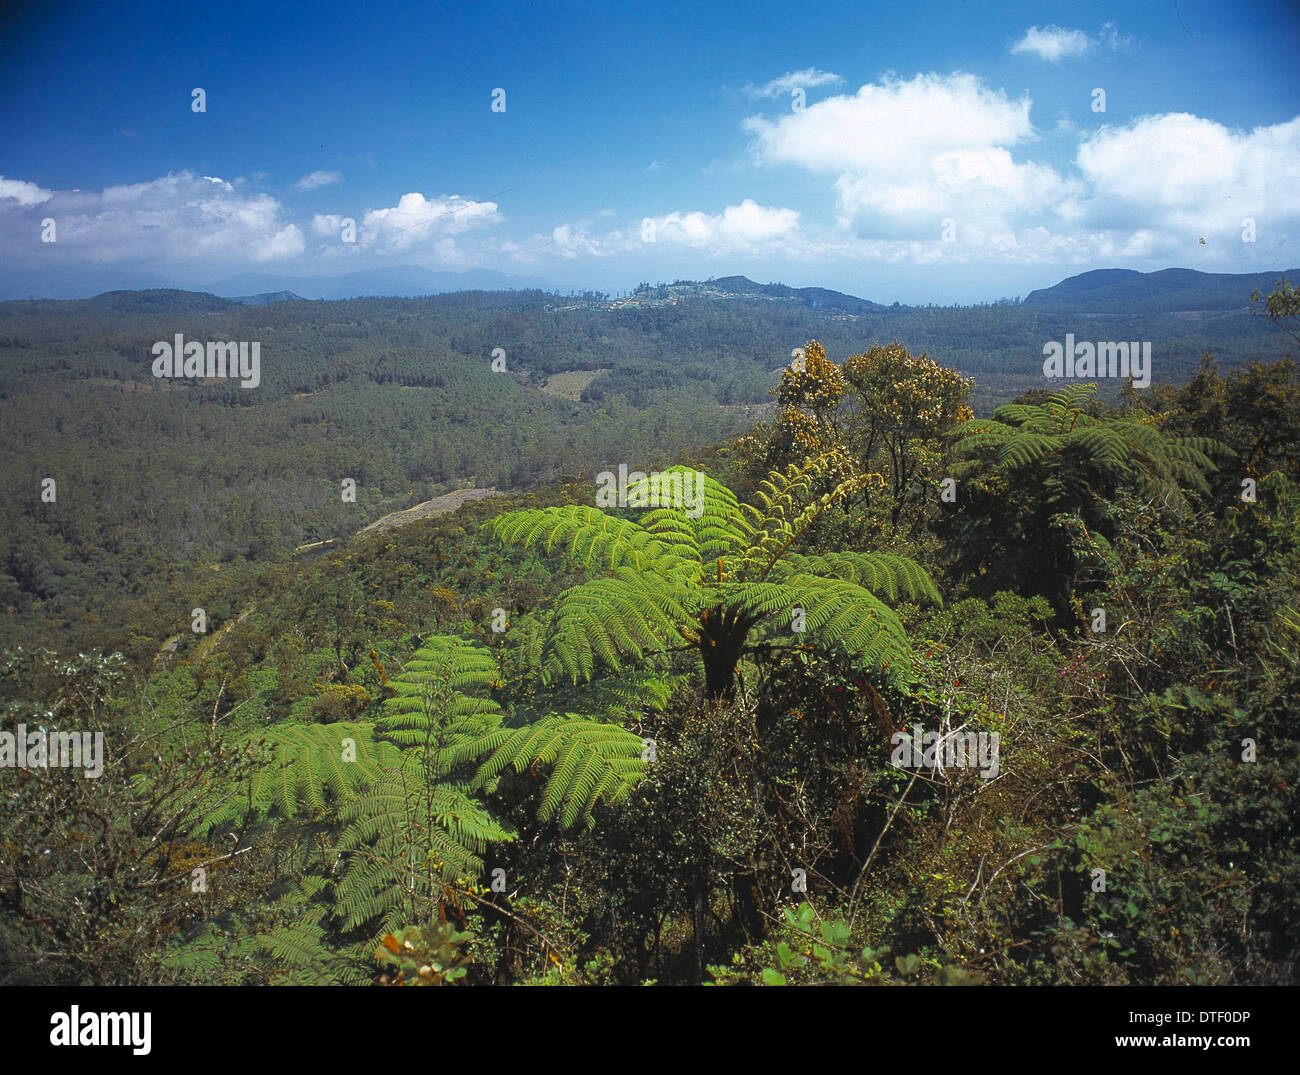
[701,635,743,700]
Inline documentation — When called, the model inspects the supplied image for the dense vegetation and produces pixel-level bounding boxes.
[1,274,1291,665]
[1,279,1297,986]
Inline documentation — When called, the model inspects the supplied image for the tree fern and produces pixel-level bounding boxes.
[947,384,1224,618]
[950,384,1221,511]
[202,615,665,967]
[486,457,940,698]
[333,758,512,932]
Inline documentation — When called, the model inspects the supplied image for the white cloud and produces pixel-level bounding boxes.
[0,171,303,264]
[742,68,844,99]
[311,212,348,236]
[359,192,502,252]
[1098,22,1132,51]
[746,73,1033,175]
[0,176,54,207]
[530,199,804,262]
[745,72,1075,238]
[651,199,800,250]
[294,170,342,191]
[548,222,607,259]
[0,173,515,277]
[1011,25,1093,61]
[1072,113,1300,241]
[735,69,1300,264]
[1011,23,1129,62]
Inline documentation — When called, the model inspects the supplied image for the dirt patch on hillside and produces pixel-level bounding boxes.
[539,368,609,400]
[355,488,503,538]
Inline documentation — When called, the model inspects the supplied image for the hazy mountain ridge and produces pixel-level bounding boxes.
[1023,266,1297,314]
[205,266,555,300]
[4,265,1289,319]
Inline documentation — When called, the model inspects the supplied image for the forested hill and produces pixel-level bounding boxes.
[2,264,1293,403]
[1023,266,1299,314]
[617,275,885,315]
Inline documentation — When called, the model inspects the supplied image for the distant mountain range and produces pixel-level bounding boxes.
[3,265,1293,422]
[611,267,1293,317]
[1,265,1292,317]
[203,266,554,300]
[0,264,554,302]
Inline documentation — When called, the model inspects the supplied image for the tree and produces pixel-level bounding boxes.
[736,341,851,492]
[1158,355,1300,487]
[183,635,644,982]
[840,342,974,527]
[946,384,1220,621]
[736,340,973,530]
[1251,277,1300,345]
[486,456,940,700]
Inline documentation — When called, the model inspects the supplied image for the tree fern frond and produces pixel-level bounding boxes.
[201,722,396,833]
[473,714,646,829]
[541,572,692,683]
[375,636,506,771]
[783,551,942,606]
[775,576,912,671]
[485,505,687,573]
[333,763,513,932]
[524,668,684,719]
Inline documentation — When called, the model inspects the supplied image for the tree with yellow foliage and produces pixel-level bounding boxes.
[841,342,974,527]
[737,339,973,530]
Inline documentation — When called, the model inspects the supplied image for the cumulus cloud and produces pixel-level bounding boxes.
[1071,113,1300,242]
[734,69,1300,263]
[742,68,844,99]
[294,170,342,191]
[548,222,608,260]
[359,192,502,252]
[745,72,1076,238]
[0,171,303,265]
[311,213,339,234]
[0,177,54,207]
[533,199,804,262]
[650,199,800,249]
[0,172,509,278]
[745,72,1033,174]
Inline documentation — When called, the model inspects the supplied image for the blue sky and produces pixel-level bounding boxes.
[1,0,1297,302]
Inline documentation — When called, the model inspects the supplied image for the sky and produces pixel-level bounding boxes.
[1,0,1297,303]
